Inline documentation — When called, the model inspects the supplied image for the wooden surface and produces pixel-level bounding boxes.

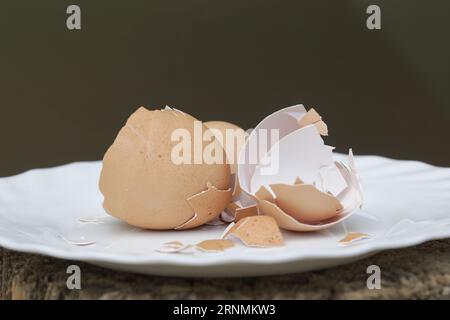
[2,239,450,299]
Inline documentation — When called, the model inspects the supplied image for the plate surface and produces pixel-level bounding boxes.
[1,155,450,277]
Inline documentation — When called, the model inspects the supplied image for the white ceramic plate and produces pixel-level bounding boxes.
[0,155,450,277]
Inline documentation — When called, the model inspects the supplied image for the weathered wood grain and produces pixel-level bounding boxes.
[1,239,450,299]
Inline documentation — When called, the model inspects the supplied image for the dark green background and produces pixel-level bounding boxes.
[0,0,449,176]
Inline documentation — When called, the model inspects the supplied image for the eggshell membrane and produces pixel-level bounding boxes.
[269,183,343,224]
[223,216,284,247]
[250,124,335,193]
[238,105,308,193]
[165,241,184,246]
[334,161,363,214]
[346,149,364,204]
[204,121,247,175]
[99,107,230,230]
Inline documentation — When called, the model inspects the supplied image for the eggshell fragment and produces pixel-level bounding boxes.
[58,235,96,247]
[99,107,231,230]
[255,158,362,232]
[221,201,258,222]
[223,216,284,247]
[297,108,321,127]
[235,205,258,222]
[339,232,370,244]
[334,158,363,215]
[176,182,232,230]
[224,201,240,215]
[269,183,342,224]
[156,241,192,253]
[255,186,275,202]
[156,239,234,253]
[297,108,328,136]
[196,239,234,252]
[294,177,304,184]
[346,149,364,205]
[220,222,236,239]
[313,120,328,136]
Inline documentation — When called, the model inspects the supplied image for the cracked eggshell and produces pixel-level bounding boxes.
[176,182,232,229]
[269,183,343,224]
[254,161,361,232]
[99,107,231,230]
[223,216,284,247]
[222,201,258,222]
[205,120,246,208]
[237,105,363,232]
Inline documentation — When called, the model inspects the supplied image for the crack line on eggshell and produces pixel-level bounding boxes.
[222,217,284,247]
[174,183,232,230]
[220,222,236,239]
[174,213,198,230]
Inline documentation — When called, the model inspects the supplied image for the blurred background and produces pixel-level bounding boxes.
[0,0,449,176]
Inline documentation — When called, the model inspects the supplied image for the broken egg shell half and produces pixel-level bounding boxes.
[99,107,231,230]
[237,104,363,231]
[255,157,362,231]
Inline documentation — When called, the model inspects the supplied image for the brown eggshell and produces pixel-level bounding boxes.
[255,186,275,203]
[196,239,234,252]
[298,108,322,127]
[223,201,258,222]
[255,159,361,232]
[339,232,370,244]
[269,183,342,224]
[223,216,284,247]
[176,183,232,229]
[298,108,328,136]
[99,107,230,230]
[234,205,259,222]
